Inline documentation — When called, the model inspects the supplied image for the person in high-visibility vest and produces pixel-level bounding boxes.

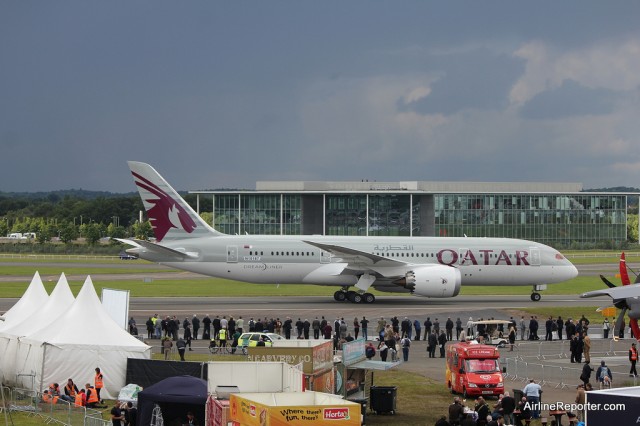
[630,342,638,377]
[42,390,59,404]
[62,378,79,402]
[74,389,86,407]
[217,328,227,347]
[85,383,99,408]
[94,367,104,402]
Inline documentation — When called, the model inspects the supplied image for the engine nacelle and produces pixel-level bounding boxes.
[393,265,461,298]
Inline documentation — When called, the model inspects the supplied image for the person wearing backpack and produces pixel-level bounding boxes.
[400,336,411,361]
[596,360,613,389]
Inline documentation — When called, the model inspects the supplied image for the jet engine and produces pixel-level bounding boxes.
[393,265,462,298]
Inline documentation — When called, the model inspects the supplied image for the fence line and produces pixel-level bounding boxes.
[3,386,109,425]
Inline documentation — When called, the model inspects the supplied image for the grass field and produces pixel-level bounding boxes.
[0,251,636,298]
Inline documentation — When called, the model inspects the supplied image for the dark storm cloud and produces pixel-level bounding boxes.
[398,50,526,116]
[519,80,618,120]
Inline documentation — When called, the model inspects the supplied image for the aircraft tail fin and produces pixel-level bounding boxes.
[127,161,223,242]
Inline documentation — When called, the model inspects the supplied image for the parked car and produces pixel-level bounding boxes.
[119,251,138,260]
[237,332,284,354]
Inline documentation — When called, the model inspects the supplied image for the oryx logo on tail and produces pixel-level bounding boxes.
[132,171,197,241]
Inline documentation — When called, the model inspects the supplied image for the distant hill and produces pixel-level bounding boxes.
[583,186,640,193]
[0,189,137,200]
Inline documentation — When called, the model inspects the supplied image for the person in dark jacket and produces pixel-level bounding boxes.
[580,361,594,386]
[438,331,447,358]
[500,392,516,425]
[191,315,200,340]
[428,330,438,358]
[475,397,490,426]
[448,396,464,426]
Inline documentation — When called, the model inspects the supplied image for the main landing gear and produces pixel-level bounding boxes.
[333,287,376,304]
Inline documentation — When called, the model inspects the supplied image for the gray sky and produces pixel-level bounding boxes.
[2,1,640,192]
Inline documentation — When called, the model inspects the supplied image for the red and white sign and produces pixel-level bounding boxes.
[323,407,350,420]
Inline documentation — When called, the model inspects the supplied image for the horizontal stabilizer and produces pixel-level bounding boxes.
[115,238,196,260]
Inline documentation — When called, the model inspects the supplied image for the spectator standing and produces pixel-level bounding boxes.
[557,316,564,340]
[438,331,447,358]
[602,317,611,339]
[455,317,463,340]
[630,342,638,377]
[583,331,591,363]
[445,318,454,341]
[360,317,369,340]
[413,319,421,341]
[580,361,593,386]
[353,317,360,339]
[400,335,411,362]
[202,314,211,340]
[522,379,542,419]
[192,315,200,340]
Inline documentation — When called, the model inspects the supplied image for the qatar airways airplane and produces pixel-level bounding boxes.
[119,162,578,304]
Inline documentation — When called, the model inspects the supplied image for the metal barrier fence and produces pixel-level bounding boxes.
[501,338,640,390]
[505,337,634,361]
[2,386,109,425]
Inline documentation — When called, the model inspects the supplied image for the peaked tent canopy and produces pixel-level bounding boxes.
[138,376,208,426]
[0,271,48,330]
[0,273,75,384]
[17,276,150,398]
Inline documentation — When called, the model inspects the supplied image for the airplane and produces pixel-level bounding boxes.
[118,161,579,304]
[581,252,640,338]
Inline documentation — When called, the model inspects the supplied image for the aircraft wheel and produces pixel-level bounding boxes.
[334,291,346,302]
[530,292,541,302]
[352,293,363,304]
[346,291,357,302]
[363,293,376,304]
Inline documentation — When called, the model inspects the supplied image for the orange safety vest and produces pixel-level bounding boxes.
[632,348,638,361]
[95,373,103,389]
[65,384,77,397]
[43,393,59,404]
[87,388,99,404]
[74,393,85,407]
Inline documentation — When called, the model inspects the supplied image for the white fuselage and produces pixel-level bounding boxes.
[138,235,578,290]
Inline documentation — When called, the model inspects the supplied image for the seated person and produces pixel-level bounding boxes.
[62,378,79,402]
[42,390,59,404]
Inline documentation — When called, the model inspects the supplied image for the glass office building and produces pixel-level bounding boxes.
[193,181,632,247]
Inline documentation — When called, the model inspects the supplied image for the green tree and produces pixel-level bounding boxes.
[132,221,153,240]
[59,223,78,244]
[84,222,103,245]
[628,214,639,243]
[37,223,54,244]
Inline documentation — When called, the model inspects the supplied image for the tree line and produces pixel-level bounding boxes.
[0,191,210,245]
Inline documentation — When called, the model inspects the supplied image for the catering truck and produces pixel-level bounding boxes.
[445,342,504,398]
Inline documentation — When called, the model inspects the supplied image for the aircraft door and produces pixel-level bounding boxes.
[529,247,541,266]
[226,246,238,263]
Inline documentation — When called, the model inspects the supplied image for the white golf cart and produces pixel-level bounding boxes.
[468,320,514,348]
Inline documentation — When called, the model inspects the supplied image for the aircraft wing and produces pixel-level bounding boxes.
[302,240,407,268]
[581,284,640,301]
[114,238,197,260]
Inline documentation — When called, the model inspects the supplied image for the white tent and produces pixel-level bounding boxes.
[0,271,49,330]
[0,273,74,384]
[17,276,151,398]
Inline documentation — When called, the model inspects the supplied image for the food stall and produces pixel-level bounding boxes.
[229,391,361,426]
